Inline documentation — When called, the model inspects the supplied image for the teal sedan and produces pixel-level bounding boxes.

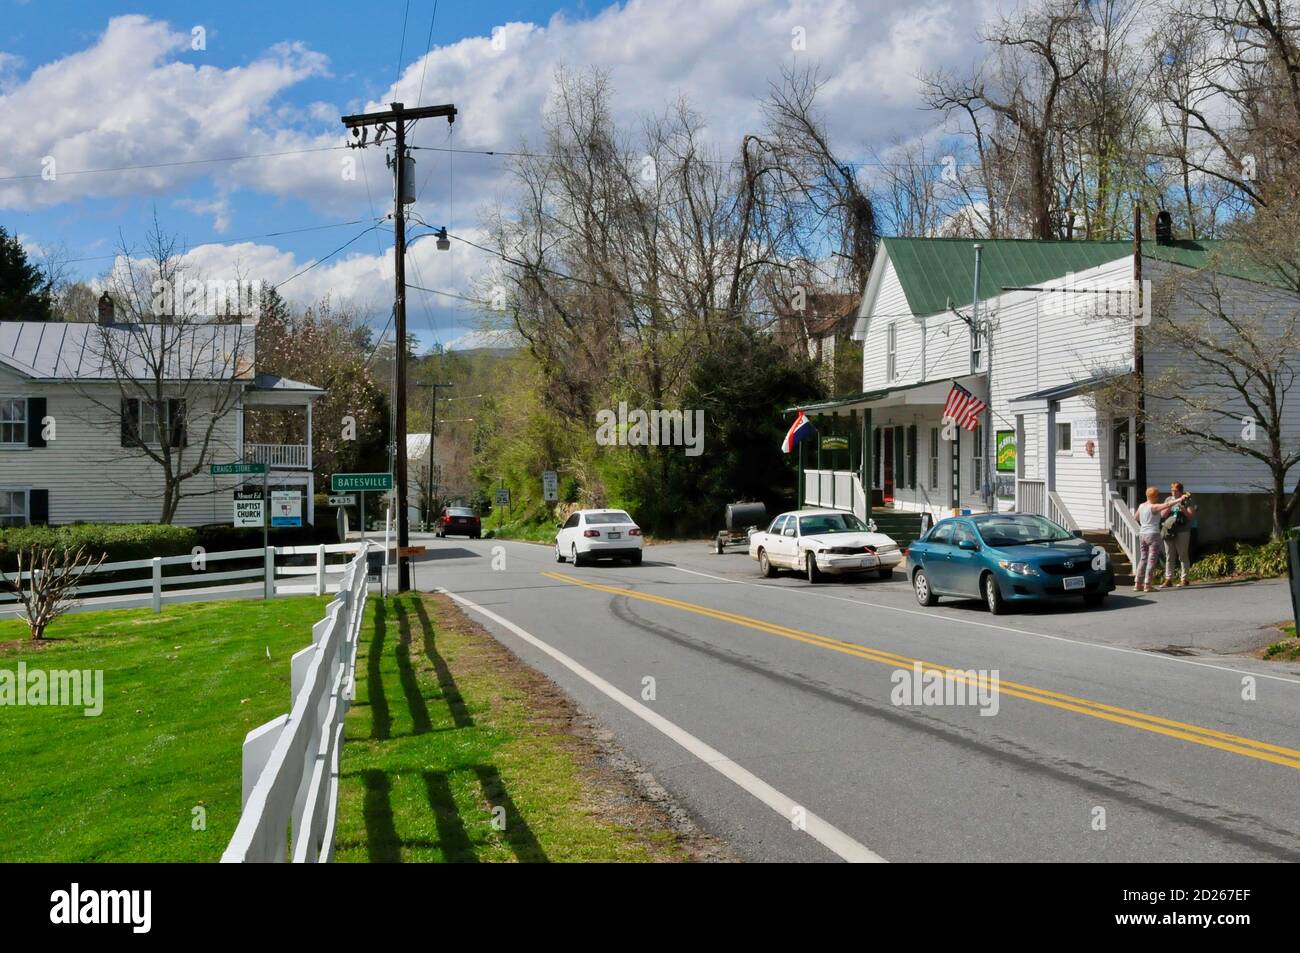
[907,513,1115,614]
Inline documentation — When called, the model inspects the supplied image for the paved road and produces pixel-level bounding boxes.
[406,534,1300,862]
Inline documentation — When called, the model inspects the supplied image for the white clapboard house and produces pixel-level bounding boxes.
[0,297,324,527]
[793,225,1300,564]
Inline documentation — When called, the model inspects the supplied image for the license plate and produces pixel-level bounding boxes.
[607,531,621,539]
[1063,576,1085,590]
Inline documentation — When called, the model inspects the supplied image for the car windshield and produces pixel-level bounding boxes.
[798,513,868,535]
[973,514,1072,547]
[585,512,633,524]
[447,508,475,516]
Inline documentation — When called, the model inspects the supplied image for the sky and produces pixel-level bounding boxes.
[0,0,999,351]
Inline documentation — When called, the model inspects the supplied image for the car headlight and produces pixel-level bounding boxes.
[998,560,1039,576]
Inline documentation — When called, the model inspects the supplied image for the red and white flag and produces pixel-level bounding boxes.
[942,382,986,432]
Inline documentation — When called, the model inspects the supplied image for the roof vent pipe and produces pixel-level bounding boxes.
[97,291,115,326]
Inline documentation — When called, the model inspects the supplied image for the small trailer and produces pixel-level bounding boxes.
[713,501,768,554]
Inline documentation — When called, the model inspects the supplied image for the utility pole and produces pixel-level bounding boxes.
[342,101,456,591]
[416,381,453,528]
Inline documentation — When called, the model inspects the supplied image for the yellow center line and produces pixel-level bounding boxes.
[540,571,1300,771]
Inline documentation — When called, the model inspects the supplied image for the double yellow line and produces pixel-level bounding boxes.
[541,571,1300,771]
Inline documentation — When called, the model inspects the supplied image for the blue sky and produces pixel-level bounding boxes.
[0,0,993,350]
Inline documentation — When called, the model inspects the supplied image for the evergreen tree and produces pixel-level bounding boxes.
[0,227,53,321]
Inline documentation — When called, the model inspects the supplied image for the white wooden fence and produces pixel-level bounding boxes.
[0,541,380,617]
[221,545,369,863]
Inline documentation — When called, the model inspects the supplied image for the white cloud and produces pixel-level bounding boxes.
[0,16,331,209]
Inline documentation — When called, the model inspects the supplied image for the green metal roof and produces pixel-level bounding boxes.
[881,236,1289,317]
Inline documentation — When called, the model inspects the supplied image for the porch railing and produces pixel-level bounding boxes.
[1047,491,1080,532]
[804,469,872,524]
[1016,478,1047,516]
[246,443,309,469]
[1107,489,1140,566]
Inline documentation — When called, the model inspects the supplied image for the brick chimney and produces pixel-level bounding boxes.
[1155,209,1173,245]
[97,291,114,326]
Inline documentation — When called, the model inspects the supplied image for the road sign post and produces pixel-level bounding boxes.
[332,474,394,581]
[212,462,270,551]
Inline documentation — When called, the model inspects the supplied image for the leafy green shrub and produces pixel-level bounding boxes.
[193,522,338,552]
[1187,538,1288,581]
[0,524,196,570]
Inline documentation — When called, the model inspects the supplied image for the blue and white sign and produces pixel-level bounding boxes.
[270,490,302,527]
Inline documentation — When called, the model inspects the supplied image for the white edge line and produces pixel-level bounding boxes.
[436,585,885,863]
[671,566,1300,687]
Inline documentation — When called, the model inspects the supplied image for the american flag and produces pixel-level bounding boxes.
[942,382,987,431]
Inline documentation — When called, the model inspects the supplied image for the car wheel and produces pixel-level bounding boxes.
[571,544,585,567]
[715,534,725,555]
[805,551,821,584]
[1084,592,1106,608]
[983,573,1006,615]
[555,543,566,563]
[913,568,938,606]
[758,549,776,578]
[631,551,643,566]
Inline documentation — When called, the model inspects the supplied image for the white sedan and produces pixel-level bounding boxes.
[749,509,904,583]
[555,509,644,566]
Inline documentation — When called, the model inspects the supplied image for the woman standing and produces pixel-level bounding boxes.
[1134,486,1186,593]
[1160,482,1197,587]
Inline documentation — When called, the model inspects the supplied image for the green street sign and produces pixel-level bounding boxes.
[211,462,267,475]
[331,472,394,492]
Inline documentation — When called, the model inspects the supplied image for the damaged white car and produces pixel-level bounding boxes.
[748,509,904,583]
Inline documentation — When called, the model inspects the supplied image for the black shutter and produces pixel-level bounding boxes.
[872,428,881,488]
[28,489,49,525]
[907,425,918,489]
[121,398,139,447]
[27,397,46,448]
[893,427,905,491]
[168,398,188,448]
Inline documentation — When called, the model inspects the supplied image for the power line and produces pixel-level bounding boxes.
[395,0,412,86]
[60,216,386,265]
[408,143,958,170]
[415,0,441,107]
[0,145,346,182]
[274,222,386,290]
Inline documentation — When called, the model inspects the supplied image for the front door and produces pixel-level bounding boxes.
[1112,417,1134,508]
[883,427,895,503]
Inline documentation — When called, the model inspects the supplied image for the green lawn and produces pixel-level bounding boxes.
[0,596,330,861]
[334,593,682,862]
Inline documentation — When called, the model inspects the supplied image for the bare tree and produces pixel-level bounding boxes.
[74,220,253,523]
[1098,263,1300,538]
[0,545,106,640]
[1152,0,1300,211]
[924,0,1095,239]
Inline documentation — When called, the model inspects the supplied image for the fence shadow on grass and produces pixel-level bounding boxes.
[411,596,474,729]
[393,600,434,735]
[344,595,549,862]
[366,598,392,740]
[352,764,547,863]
